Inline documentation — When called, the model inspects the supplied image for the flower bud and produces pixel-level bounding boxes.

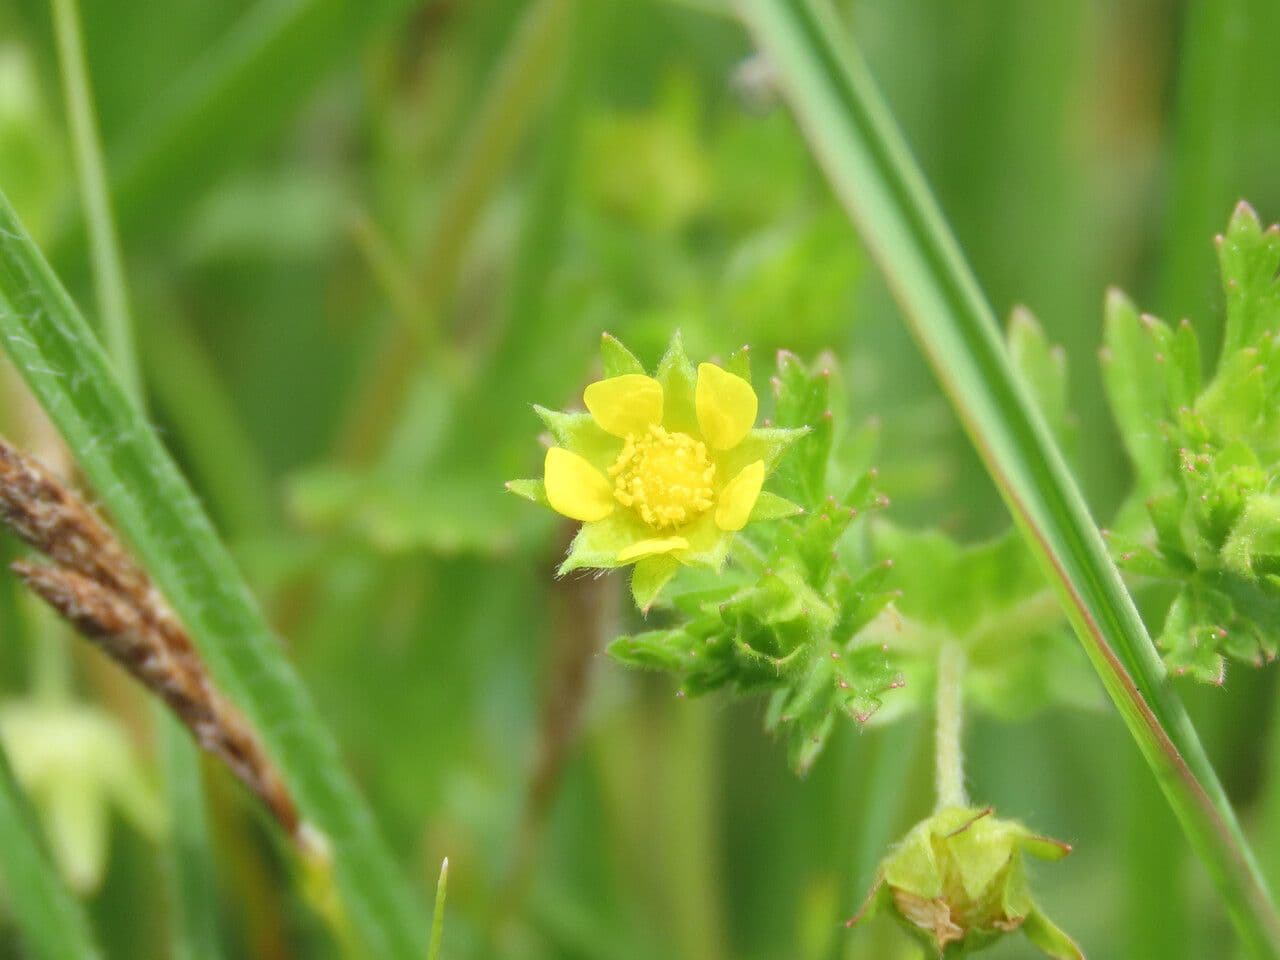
[850,806,1081,958]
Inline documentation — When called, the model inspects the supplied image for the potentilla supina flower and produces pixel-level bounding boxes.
[508,333,804,608]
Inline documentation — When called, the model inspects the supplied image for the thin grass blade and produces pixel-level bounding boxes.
[0,189,430,958]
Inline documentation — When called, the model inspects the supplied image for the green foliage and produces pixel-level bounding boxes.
[1103,203,1280,682]
[609,351,900,773]
[739,1,1279,953]
[871,313,1096,721]
[0,700,162,893]
[874,525,1099,720]
[2,0,1280,956]
[0,743,103,960]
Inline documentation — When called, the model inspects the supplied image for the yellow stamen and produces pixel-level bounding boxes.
[608,424,716,529]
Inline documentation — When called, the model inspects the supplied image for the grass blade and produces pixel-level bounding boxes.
[0,188,429,957]
[49,0,137,394]
[734,1,1280,954]
[0,743,103,960]
[50,7,227,956]
[428,857,448,960]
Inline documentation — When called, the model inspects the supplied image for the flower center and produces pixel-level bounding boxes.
[609,424,716,529]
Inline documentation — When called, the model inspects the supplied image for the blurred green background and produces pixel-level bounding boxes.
[0,0,1279,957]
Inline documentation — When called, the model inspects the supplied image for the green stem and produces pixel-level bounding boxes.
[735,1,1280,955]
[934,640,967,810]
[50,0,139,397]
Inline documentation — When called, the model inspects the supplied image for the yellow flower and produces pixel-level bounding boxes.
[509,333,803,608]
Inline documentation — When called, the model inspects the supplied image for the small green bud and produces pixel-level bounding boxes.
[850,806,1081,958]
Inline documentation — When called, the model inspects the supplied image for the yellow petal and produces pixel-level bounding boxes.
[696,363,757,450]
[584,375,664,438]
[544,448,615,522]
[715,460,765,531]
[617,536,689,563]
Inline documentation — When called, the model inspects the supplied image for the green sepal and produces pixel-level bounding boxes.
[505,478,547,507]
[533,406,620,469]
[749,491,804,522]
[717,426,809,480]
[725,344,753,384]
[655,330,698,435]
[1022,909,1085,960]
[631,556,678,612]
[600,332,645,377]
[558,511,650,574]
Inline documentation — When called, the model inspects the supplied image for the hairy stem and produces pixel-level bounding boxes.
[934,640,967,810]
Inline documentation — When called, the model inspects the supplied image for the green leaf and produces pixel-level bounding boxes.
[608,628,695,673]
[874,525,1096,719]
[1218,201,1280,357]
[1007,306,1070,450]
[0,190,430,958]
[735,0,1280,952]
[771,350,833,505]
[1101,287,1173,492]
